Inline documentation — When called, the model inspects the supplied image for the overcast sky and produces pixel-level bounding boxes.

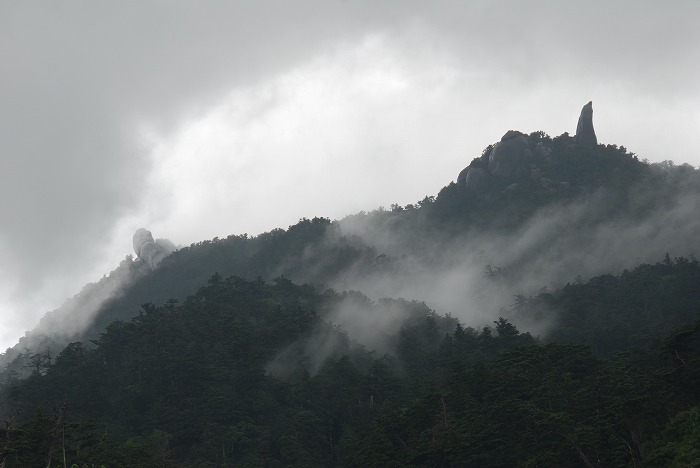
[1,1,699,351]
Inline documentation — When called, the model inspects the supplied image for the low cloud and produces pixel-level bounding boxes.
[321,164,700,342]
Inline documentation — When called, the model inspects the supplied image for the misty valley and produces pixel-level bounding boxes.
[3,104,700,466]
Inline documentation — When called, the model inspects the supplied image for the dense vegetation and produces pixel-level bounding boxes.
[3,131,700,465]
[2,261,700,466]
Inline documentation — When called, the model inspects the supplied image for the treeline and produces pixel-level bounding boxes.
[2,258,700,466]
[521,254,700,354]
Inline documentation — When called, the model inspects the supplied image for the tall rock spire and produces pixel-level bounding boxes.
[575,101,597,146]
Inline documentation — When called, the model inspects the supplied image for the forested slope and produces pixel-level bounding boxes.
[6,131,700,365]
[2,130,700,465]
[2,263,700,466]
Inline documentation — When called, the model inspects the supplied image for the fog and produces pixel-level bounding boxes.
[312,164,700,346]
[261,157,700,368]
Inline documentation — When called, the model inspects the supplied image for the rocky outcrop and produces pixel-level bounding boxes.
[457,101,597,193]
[488,130,532,181]
[457,130,531,194]
[489,130,532,181]
[133,228,172,269]
[463,167,492,194]
[575,101,597,146]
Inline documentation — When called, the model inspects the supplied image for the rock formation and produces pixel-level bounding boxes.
[133,228,171,269]
[457,130,530,193]
[488,130,531,182]
[575,101,597,146]
[457,101,597,193]
[463,167,492,194]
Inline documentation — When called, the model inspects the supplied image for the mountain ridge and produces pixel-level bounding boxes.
[3,124,699,373]
[3,110,700,465]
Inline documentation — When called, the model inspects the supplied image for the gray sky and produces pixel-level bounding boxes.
[1,0,699,351]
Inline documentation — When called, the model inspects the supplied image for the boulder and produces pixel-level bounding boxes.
[488,130,531,182]
[133,228,155,258]
[464,167,492,194]
[133,228,169,269]
[575,101,597,146]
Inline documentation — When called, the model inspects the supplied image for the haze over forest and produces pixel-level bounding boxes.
[2,1,700,351]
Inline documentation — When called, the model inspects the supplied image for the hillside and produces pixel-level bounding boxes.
[3,116,700,465]
[2,265,700,466]
[3,126,699,369]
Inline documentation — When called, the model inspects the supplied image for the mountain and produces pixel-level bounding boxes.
[5,122,700,367]
[3,106,700,465]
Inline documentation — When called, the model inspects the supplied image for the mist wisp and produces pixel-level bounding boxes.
[293,162,700,355]
[0,230,175,375]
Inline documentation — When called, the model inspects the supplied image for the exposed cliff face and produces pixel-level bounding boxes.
[575,101,597,146]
